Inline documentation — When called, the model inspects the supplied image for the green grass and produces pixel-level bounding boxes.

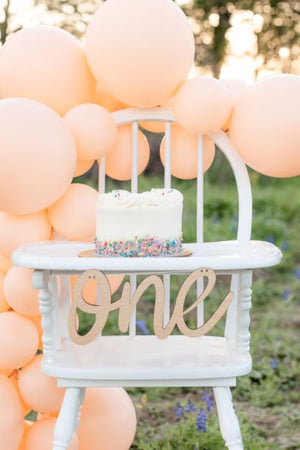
[76,157,300,449]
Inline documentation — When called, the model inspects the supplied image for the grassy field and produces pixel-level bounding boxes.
[77,156,300,449]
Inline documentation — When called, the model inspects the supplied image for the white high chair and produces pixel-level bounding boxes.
[12,108,282,450]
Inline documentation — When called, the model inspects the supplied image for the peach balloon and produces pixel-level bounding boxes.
[140,99,175,133]
[74,159,95,177]
[29,316,43,350]
[0,312,38,374]
[220,78,249,132]
[71,274,124,303]
[0,98,77,215]
[0,210,52,258]
[0,26,96,115]
[48,183,98,240]
[94,84,126,112]
[0,374,24,450]
[4,266,40,317]
[85,0,194,107]
[160,125,215,179]
[0,252,11,273]
[18,355,65,414]
[18,421,33,450]
[79,387,136,450]
[64,104,117,160]
[0,272,10,312]
[174,77,232,135]
[23,418,78,450]
[230,74,300,178]
[106,126,150,180]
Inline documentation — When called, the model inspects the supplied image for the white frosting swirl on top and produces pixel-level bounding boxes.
[97,188,183,209]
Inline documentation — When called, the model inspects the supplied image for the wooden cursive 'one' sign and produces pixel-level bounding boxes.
[68,268,234,345]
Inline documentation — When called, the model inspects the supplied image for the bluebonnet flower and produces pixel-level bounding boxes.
[201,389,213,412]
[213,216,219,224]
[136,320,150,335]
[296,268,300,279]
[232,214,238,222]
[266,235,275,244]
[184,399,197,412]
[270,358,278,370]
[282,241,289,251]
[196,409,208,432]
[282,289,292,300]
[174,402,184,417]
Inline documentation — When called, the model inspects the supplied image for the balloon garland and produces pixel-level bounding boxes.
[0,0,299,448]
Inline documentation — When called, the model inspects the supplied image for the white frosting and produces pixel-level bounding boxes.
[96,189,183,241]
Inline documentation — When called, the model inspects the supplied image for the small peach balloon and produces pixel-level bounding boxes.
[174,77,232,135]
[64,104,117,160]
[160,125,215,179]
[94,84,126,112]
[4,266,40,317]
[23,418,78,450]
[79,387,136,450]
[220,78,249,132]
[18,355,65,415]
[0,210,52,258]
[85,0,194,107]
[0,272,10,312]
[48,183,98,240]
[230,74,300,178]
[0,374,24,450]
[106,126,150,180]
[0,98,77,215]
[0,252,11,273]
[0,312,38,374]
[74,159,95,177]
[0,26,96,115]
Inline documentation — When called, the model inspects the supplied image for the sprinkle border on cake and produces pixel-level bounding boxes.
[94,234,183,257]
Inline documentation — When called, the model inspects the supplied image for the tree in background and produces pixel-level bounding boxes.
[0,0,299,77]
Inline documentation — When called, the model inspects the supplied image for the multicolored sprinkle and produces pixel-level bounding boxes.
[94,234,183,257]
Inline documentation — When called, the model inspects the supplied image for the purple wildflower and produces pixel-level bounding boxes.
[174,402,184,417]
[213,216,219,224]
[270,358,278,370]
[266,235,275,244]
[184,399,197,412]
[282,289,292,300]
[196,409,207,432]
[282,241,289,251]
[136,320,150,335]
[296,268,300,279]
[201,389,213,412]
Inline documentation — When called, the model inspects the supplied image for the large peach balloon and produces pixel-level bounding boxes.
[23,418,78,450]
[0,312,38,374]
[0,272,9,312]
[64,104,117,160]
[174,77,232,134]
[85,0,194,107]
[0,210,52,258]
[106,126,150,180]
[0,375,24,450]
[0,98,77,214]
[0,252,11,273]
[230,74,300,177]
[79,387,136,450]
[48,183,98,240]
[4,266,40,316]
[160,125,215,179]
[71,274,124,302]
[30,316,43,350]
[18,355,65,414]
[0,26,96,115]
[74,159,95,177]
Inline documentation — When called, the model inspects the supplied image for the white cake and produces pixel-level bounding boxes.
[95,188,183,257]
